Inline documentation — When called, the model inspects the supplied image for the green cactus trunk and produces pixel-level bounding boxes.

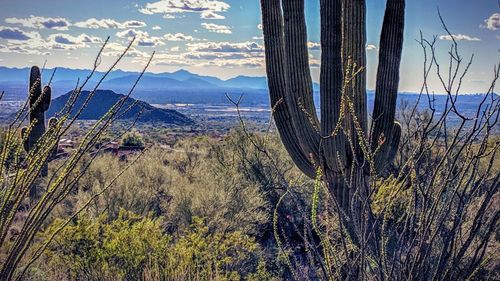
[260,0,405,219]
[23,66,56,198]
[27,66,51,176]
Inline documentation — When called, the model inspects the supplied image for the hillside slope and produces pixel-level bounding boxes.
[47,90,194,125]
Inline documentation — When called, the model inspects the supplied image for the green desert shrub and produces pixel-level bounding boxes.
[31,130,312,280]
[0,129,22,171]
[68,130,304,236]
[41,210,168,281]
[121,130,145,148]
[39,212,275,281]
[163,217,267,281]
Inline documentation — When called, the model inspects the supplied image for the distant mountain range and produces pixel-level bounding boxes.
[0,66,496,110]
[47,90,194,125]
[0,66,320,97]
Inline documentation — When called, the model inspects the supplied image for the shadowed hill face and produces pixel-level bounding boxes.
[46,90,194,126]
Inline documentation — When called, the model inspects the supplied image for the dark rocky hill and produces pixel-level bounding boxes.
[47,90,194,125]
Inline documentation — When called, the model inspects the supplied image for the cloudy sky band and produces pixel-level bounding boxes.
[0,0,498,93]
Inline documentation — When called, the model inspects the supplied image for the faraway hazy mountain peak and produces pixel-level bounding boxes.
[0,66,287,91]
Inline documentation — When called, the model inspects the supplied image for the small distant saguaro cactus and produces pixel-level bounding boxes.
[260,0,405,218]
[21,66,56,177]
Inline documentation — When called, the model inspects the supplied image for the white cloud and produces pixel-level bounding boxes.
[309,58,320,68]
[164,33,197,41]
[153,52,191,66]
[46,33,104,50]
[5,15,71,30]
[106,42,128,52]
[166,40,268,69]
[116,29,164,47]
[74,18,147,29]
[152,25,162,30]
[187,41,263,52]
[139,0,230,19]
[155,53,182,60]
[201,23,231,34]
[62,33,102,44]
[366,44,378,51]
[0,28,103,54]
[102,42,149,57]
[137,38,164,47]
[76,18,117,29]
[123,20,147,28]
[481,13,500,30]
[5,16,148,31]
[116,29,149,39]
[439,34,480,41]
[201,11,225,19]
[307,42,320,50]
[0,29,47,55]
[105,49,149,57]
[0,43,49,55]
[0,26,39,41]
[184,52,252,60]
[197,57,263,69]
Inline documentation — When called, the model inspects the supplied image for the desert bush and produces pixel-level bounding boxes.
[41,210,168,281]
[67,150,172,219]
[121,130,145,148]
[163,217,265,281]
[66,144,268,236]
[68,130,308,237]
[37,129,313,279]
[37,212,275,281]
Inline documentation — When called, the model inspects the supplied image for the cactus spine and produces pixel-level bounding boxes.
[260,0,405,212]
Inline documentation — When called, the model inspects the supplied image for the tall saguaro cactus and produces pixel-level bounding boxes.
[260,0,405,215]
[22,66,53,177]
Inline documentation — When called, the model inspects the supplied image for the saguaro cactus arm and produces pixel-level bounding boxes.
[26,66,52,177]
[386,122,401,166]
[41,86,51,111]
[371,0,405,172]
[261,0,405,182]
[282,0,321,162]
[342,0,369,164]
[320,0,347,172]
[27,66,49,148]
[260,0,316,178]
[29,66,42,106]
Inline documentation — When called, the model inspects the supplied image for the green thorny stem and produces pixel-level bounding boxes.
[0,38,153,280]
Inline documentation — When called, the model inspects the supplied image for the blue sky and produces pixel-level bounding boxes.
[0,0,498,93]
